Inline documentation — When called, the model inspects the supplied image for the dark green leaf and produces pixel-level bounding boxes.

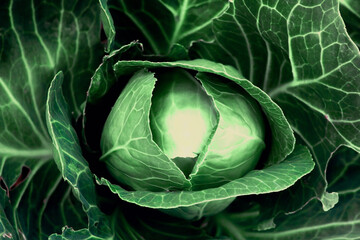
[87,42,143,103]
[0,0,103,238]
[0,157,90,239]
[217,148,360,240]
[106,0,229,54]
[46,72,111,238]
[189,0,360,212]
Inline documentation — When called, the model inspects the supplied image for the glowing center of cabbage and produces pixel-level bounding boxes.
[164,108,210,158]
[150,69,217,165]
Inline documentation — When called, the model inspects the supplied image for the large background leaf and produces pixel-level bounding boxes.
[1,158,90,239]
[0,0,104,238]
[189,0,360,213]
[103,0,229,54]
[214,147,360,240]
[189,2,293,89]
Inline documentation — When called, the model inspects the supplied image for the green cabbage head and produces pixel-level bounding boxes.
[93,59,313,220]
[101,67,265,191]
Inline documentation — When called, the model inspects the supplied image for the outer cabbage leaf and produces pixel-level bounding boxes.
[46,72,112,239]
[96,145,313,220]
[87,42,143,103]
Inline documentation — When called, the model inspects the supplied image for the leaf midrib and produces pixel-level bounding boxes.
[170,0,189,47]
[0,146,52,158]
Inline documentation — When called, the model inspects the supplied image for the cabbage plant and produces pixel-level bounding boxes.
[1,0,360,239]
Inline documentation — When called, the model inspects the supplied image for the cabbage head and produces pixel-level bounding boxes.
[89,58,314,220]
